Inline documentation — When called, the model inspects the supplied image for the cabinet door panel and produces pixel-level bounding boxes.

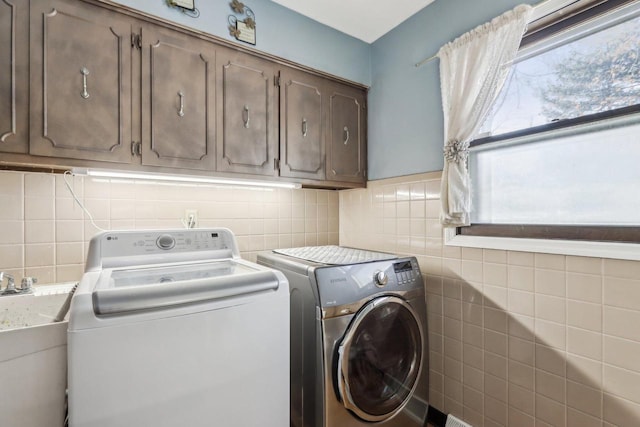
[327,86,366,183]
[141,25,215,170]
[29,0,132,163]
[280,69,324,180]
[0,0,28,153]
[217,51,277,176]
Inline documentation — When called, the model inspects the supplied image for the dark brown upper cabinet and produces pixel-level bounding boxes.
[216,48,278,177]
[29,0,133,163]
[140,23,216,171]
[2,0,367,188]
[326,84,366,184]
[279,68,325,181]
[0,0,28,154]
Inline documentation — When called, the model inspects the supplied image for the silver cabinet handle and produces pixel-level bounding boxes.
[343,126,350,145]
[80,67,90,99]
[178,91,185,117]
[243,105,250,129]
[302,118,308,137]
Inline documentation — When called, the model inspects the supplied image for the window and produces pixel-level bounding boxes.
[462,0,640,244]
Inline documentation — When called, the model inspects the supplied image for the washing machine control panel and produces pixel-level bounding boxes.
[86,228,240,270]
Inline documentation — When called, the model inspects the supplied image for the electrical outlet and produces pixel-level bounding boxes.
[184,209,198,229]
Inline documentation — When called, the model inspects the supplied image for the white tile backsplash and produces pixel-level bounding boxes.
[0,170,339,285]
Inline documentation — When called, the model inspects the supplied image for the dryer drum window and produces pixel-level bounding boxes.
[338,296,423,421]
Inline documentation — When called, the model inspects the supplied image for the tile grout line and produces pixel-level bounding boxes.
[564,258,569,426]
[22,173,26,281]
[531,258,537,427]
[492,250,498,425]
[53,174,59,284]
[600,257,605,425]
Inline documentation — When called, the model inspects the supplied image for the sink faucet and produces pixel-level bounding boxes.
[0,273,36,296]
[20,277,37,294]
[0,272,17,295]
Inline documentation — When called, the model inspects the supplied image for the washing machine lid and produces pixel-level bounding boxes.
[337,296,423,422]
[92,260,279,315]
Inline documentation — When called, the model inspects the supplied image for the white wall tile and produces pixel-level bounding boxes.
[25,221,54,244]
[0,195,23,221]
[567,272,602,304]
[604,365,640,405]
[604,276,640,311]
[535,268,566,297]
[0,245,23,269]
[0,171,23,196]
[25,244,54,268]
[603,258,640,279]
[0,221,24,244]
[24,197,54,220]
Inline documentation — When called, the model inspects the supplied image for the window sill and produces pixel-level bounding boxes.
[444,228,640,261]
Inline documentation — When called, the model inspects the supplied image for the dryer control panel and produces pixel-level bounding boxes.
[314,257,422,309]
[393,260,419,286]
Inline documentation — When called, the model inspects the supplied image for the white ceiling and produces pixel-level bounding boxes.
[270,0,436,43]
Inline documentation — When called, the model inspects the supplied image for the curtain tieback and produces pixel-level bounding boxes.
[443,139,469,163]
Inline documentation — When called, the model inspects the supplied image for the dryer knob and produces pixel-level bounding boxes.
[156,234,175,250]
[374,271,388,287]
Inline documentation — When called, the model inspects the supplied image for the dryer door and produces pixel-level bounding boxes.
[337,295,424,422]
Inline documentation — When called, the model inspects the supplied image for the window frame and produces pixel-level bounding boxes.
[450,0,640,258]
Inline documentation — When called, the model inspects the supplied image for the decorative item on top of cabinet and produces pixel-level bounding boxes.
[166,0,200,18]
[228,0,255,45]
[167,0,194,11]
[216,49,278,176]
[139,23,216,171]
[279,68,325,180]
[326,84,366,184]
[29,0,133,164]
[0,0,28,154]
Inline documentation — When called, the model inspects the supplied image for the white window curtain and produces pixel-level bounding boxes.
[438,4,532,227]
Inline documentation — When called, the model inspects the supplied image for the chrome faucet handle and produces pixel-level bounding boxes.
[2,274,17,295]
[0,272,14,289]
[20,277,37,293]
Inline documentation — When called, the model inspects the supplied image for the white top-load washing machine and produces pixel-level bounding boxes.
[68,228,289,427]
[258,246,429,427]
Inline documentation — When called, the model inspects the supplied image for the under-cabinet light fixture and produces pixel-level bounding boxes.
[71,168,302,189]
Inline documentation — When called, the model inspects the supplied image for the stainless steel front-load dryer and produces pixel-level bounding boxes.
[258,246,429,427]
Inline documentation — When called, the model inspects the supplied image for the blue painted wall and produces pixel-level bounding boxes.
[111,0,371,85]
[368,0,531,179]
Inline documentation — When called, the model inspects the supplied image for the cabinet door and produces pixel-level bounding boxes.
[279,68,325,180]
[0,0,28,153]
[216,50,278,176]
[29,0,132,163]
[326,84,366,183]
[140,24,215,171]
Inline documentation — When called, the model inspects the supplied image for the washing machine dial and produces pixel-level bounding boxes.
[374,271,388,287]
[156,234,175,250]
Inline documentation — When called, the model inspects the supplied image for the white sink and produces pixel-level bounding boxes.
[0,284,74,331]
[0,284,74,427]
